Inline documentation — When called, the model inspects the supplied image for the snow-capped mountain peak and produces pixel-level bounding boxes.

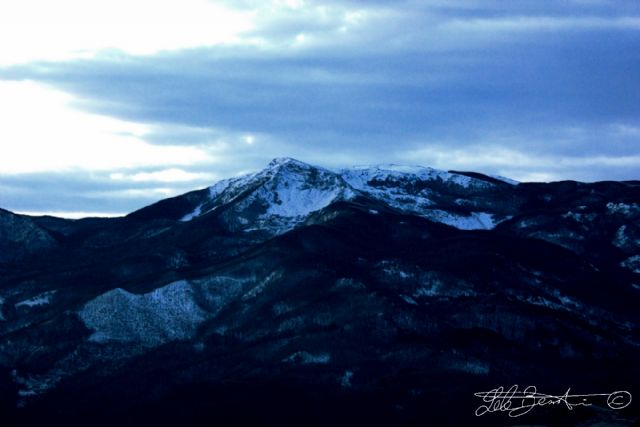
[177,158,515,233]
[267,157,312,169]
[179,158,353,233]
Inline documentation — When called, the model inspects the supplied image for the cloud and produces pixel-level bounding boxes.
[0,0,639,215]
[0,80,214,174]
[0,0,382,66]
[443,16,640,33]
[399,141,640,182]
[89,188,179,199]
[109,168,218,183]
[0,0,255,66]
[0,170,219,216]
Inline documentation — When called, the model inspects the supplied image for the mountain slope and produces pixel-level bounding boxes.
[0,209,58,263]
[0,158,638,427]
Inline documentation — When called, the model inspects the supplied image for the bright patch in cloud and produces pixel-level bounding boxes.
[109,188,178,198]
[0,0,375,66]
[87,188,181,201]
[110,168,217,183]
[0,80,212,174]
[0,0,254,65]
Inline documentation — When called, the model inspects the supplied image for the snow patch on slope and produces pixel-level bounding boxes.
[179,177,237,221]
[180,205,201,222]
[622,255,640,274]
[15,290,56,308]
[489,174,519,185]
[283,351,331,364]
[607,202,639,217]
[423,210,497,230]
[263,164,352,218]
[79,280,206,347]
[612,225,640,250]
[340,164,486,190]
[339,165,501,229]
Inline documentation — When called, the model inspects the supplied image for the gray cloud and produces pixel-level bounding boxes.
[0,171,212,214]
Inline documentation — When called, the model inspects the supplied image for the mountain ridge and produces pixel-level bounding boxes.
[0,157,638,426]
[124,157,521,234]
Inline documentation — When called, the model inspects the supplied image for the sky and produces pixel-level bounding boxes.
[0,0,639,217]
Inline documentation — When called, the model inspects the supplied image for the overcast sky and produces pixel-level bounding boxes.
[1,0,639,217]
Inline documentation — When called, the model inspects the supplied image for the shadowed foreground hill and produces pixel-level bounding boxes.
[0,158,639,426]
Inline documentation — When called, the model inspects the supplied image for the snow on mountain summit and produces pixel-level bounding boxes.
[267,156,314,169]
[178,158,515,233]
[179,157,354,233]
[261,160,355,218]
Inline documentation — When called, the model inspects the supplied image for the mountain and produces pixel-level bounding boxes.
[0,208,58,263]
[0,158,639,427]
[131,157,518,232]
